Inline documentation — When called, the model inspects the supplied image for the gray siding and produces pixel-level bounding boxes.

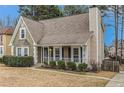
[13,19,34,56]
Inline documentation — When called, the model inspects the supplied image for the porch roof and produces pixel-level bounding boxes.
[22,13,91,45]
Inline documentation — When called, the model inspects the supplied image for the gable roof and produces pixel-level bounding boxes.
[11,13,92,46]
[39,13,91,45]
[22,16,44,44]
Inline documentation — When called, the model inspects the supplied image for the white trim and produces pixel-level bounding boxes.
[79,47,81,63]
[0,46,4,57]
[48,46,50,64]
[96,8,99,63]
[16,47,29,56]
[22,17,36,45]
[11,46,14,56]
[53,46,55,61]
[9,16,22,46]
[33,46,38,64]
[36,43,85,47]
[71,46,80,62]
[43,46,44,62]
[19,27,26,39]
[41,47,42,63]
[9,16,36,46]
[60,46,62,60]
[71,46,73,61]
[53,46,62,60]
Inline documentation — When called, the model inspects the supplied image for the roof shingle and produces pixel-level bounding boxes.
[22,13,91,45]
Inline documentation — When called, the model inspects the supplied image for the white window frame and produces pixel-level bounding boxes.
[19,27,26,39]
[0,46,4,56]
[16,47,29,56]
[71,46,80,62]
[53,46,62,61]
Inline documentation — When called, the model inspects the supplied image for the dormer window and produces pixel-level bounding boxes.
[20,27,26,39]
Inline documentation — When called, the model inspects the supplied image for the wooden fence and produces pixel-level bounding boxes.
[101,60,120,72]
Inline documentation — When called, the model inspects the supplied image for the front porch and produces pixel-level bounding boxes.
[35,45,88,64]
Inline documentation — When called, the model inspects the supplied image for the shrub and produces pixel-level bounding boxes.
[3,56,34,67]
[49,61,56,68]
[67,62,76,71]
[78,63,88,71]
[57,60,65,69]
[0,58,3,64]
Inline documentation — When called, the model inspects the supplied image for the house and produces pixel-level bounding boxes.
[0,27,14,57]
[108,40,124,58]
[9,7,104,66]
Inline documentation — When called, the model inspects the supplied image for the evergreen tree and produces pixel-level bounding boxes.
[64,5,89,16]
[18,5,63,21]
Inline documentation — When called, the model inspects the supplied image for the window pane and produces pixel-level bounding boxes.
[24,48,28,56]
[55,48,60,60]
[20,29,25,39]
[21,30,24,38]
[18,48,21,56]
[73,48,79,62]
[0,47,3,54]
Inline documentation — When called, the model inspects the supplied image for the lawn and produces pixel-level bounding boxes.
[0,64,116,87]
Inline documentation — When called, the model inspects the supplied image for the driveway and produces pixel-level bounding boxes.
[106,71,124,87]
[0,64,116,87]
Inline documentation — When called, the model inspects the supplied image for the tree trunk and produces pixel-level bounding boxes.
[115,5,118,61]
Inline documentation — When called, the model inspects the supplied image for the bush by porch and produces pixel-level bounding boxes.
[2,56,34,67]
[42,60,92,72]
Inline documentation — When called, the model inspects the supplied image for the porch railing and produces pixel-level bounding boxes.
[42,57,88,63]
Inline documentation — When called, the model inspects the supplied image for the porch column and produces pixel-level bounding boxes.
[48,46,50,65]
[43,46,44,62]
[60,46,62,60]
[33,46,38,64]
[82,46,84,63]
[71,46,73,62]
[79,47,81,63]
[41,47,43,63]
[11,46,14,56]
[53,47,55,61]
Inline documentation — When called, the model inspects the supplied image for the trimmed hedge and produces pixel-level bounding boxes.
[78,63,88,71]
[57,60,65,69]
[67,62,76,71]
[3,56,34,67]
[49,61,56,68]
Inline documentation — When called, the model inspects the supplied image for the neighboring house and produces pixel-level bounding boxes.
[9,7,104,66]
[108,40,124,58]
[0,27,14,57]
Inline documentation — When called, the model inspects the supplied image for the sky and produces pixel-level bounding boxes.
[0,5,118,46]
[0,5,19,26]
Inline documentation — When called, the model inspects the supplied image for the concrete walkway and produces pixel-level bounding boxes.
[106,71,124,87]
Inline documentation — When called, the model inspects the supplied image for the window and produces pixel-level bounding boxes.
[0,46,3,55]
[20,28,26,39]
[24,48,28,56]
[73,48,79,62]
[17,48,21,56]
[0,35,2,43]
[55,48,60,60]
[16,47,29,56]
